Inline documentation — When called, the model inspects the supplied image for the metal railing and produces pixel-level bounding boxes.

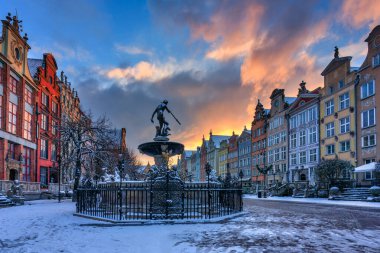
[76,182,242,221]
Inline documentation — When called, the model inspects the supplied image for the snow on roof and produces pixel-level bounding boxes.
[184,150,194,158]
[350,67,359,72]
[212,135,231,148]
[285,97,297,105]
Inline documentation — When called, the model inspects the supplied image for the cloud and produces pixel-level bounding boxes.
[30,42,92,62]
[340,0,380,29]
[114,44,153,56]
[103,58,204,86]
[149,0,332,108]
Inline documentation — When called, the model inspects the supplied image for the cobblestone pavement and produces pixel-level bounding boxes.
[175,198,380,252]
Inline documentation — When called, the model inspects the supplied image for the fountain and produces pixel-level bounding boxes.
[138,99,185,218]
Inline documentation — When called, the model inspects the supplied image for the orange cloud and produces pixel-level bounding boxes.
[340,0,380,29]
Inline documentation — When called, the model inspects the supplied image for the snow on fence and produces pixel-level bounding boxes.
[76,182,243,221]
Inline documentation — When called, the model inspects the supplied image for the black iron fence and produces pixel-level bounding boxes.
[76,181,242,221]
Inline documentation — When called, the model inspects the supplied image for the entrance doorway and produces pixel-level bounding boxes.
[9,169,19,180]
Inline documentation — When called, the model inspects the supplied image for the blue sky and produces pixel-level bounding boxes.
[1,0,380,159]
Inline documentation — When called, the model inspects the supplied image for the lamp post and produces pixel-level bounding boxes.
[239,169,244,189]
[205,162,212,219]
[57,155,61,203]
[118,153,125,220]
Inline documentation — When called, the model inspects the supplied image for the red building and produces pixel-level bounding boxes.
[251,100,269,187]
[0,14,38,182]
[28,53,61,186]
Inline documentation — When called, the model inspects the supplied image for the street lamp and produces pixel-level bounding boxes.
[57,155,61,203]
[205,162,212,218]
[239,169,244,189]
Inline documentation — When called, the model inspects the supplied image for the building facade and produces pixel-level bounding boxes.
[190,147,201,182]
[28,54,61,186]
[266,89,295,186]
[251,100,269,187]
[237,127,251,179]
[355,25,380,184]
[227,132,238,178]
[0,14,38,182]
[320,49,357,179]
[217,140,228,178]
[199,136,208,181]
[287,82,320,185]
[206,131,230,176]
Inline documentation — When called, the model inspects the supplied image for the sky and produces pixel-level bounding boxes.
[1,0,380,163]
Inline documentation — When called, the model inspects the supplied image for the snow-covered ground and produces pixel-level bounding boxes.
[1,199,380,252]
[244,194,380,208]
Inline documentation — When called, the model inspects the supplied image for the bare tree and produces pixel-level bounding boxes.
[58,111,118,198]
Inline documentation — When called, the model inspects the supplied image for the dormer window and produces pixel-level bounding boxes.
[338,80,344,89]
[373,54,380,68]
[15,47,21,61]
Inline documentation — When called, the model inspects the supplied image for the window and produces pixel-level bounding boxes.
[22,148,31,182]
[0,95,2,128]
[365,159,375,164]
[40,139,48,159]
[52,101,58,114]
[42,92,49,107]
[309,149,317,162]
[280,147,286,160]
[340,141,350,152]
[8,142,15,159]
[280,131,286,142]
[362,134,376,148]
[268,150,273,163]
[291,153,297,165]
[361,80,375,99]
[373,53,380,67]
[24,86,33,105]
[326,144,335,155]
[41,114,48,130]
[326,122,335,138]
[329,86,334,94]
[365,171,373,180]
[299,130,306,146]
[338,80,345,89]
[340,117,350,133]
[23,112,32,140]
[40,167,48,185]
[290,117,297,129]
[309,126,317,144]
[290,133,297,148]
[274,148,280,161]
[362,108,376,128]
[0,61,4,84]
[299,151,306,164]
[325,100,334,116]
[339,93,350,110]
[8,102,17,134]
[308,107,317,121]
[9,76,18,93]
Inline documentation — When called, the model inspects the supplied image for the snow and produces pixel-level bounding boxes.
[244,195,380,208]
[1,199,380,252]
[354,162,378,172]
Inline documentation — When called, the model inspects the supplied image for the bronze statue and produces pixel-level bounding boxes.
[334,46,339,58]
[151,100,181,138]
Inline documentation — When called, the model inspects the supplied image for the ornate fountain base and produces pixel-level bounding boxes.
[138,140,184,218]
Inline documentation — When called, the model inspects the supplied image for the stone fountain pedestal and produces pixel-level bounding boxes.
[138,139,184,219]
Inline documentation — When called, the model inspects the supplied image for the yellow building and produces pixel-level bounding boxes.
[320,48,357,177]
[217,140,229,178]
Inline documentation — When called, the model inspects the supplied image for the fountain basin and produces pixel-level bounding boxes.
[138,141,184,157]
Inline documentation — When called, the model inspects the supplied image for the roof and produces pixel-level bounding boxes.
[350,67,359,72]
[184,150,194,158]
[321,56,352,76]
[211,135,231,148]
[27,58,43,78]
[285,97,296,105]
